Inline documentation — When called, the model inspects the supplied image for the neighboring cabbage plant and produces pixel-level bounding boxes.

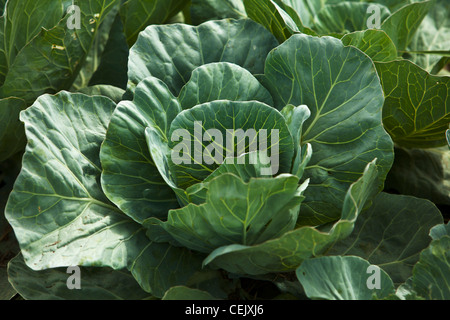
[6,19,395,298]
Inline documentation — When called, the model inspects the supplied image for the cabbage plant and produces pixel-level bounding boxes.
[4,18,401,299]
[6,15,448,299]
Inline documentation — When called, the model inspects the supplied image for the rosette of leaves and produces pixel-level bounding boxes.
[6,19,394,298]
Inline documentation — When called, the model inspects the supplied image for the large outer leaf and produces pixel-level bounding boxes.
[162,173,306,253]
[126,19,278,97]
[100,77,181,223]
[296,256,394,300]
[327,192,444,285]
[168,100,294,188]
[202,160,380,275]
[263,34,394,225]
[341,30,398,63]
[119,0,189,46]
[5,91,201,297]
[380,0,434,51]
[7,253,152,300]
[6,92,119,266]
[375,59,450,148]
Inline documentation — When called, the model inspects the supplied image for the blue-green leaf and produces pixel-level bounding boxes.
[263,34,394,224]
[5,91,201,297]
[296,256,395,300]
[126,19,278,97]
